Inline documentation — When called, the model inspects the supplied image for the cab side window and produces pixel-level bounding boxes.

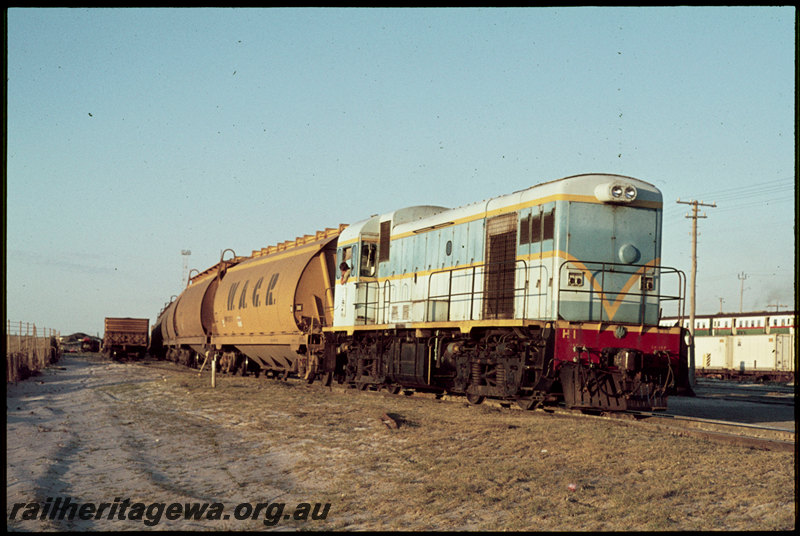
[520,206,555,245]
[360,243,377,277]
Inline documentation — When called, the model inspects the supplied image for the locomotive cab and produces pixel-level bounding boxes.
[335,217,379,326]
[334,206,448,328]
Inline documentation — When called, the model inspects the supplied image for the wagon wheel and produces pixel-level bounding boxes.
[356,381,369,391]
[466,394,485,405]
[516,396,539,411]
[386,384,402,395]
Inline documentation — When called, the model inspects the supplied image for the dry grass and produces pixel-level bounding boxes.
[97,361,796,531]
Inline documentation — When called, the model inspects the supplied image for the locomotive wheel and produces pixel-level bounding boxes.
[466,394,485,405]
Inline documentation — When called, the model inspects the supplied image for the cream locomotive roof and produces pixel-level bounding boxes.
[338,205,449,246]
[391,173,663,237]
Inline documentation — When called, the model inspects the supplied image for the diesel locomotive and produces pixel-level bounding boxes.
[152,173,692,412]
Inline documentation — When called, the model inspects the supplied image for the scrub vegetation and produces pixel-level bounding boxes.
[106,361,795,531]
[8,357,794,531]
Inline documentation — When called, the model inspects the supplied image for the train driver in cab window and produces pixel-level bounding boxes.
[340,261,351,284]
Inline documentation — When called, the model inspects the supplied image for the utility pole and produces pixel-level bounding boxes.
[677,198,716,389]
[717,297,725,313]
[738,272,748,313]
[767,302,787,312]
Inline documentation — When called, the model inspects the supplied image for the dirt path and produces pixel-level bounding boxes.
[7,355,301,531]
[7,354,796,531]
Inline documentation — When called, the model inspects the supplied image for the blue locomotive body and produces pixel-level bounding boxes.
[327,173,690,410]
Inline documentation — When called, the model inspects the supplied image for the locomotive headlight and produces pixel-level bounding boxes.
[595,182,638,203]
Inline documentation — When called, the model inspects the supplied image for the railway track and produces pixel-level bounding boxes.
[616,411,795,452]
[693,394,794,407]
[691,383,794,407]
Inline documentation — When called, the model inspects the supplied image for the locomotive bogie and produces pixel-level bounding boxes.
[331,325,555,402]
[553,321,688,410]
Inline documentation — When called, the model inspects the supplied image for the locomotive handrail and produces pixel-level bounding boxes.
[556,260,686,325]
[349,259,530,325]
[353,280,381,325]
[426,259,529,322]
[381,279,392,325]
[347,259,685,326]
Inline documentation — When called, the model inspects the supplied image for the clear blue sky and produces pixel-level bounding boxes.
[6,7,796,336]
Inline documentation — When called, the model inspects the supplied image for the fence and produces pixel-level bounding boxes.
[6,321,62,382]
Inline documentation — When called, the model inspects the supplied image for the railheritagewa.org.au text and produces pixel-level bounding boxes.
[8,497,331,527]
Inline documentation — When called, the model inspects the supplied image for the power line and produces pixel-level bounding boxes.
[663,195,793,219]
[711,197,794,214]
[767,302,789,312]
[662,177,794,215]
[664,181,790,208]
[678,176,793,200]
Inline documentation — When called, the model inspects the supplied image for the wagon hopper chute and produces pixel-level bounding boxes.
[212,227,343,376]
